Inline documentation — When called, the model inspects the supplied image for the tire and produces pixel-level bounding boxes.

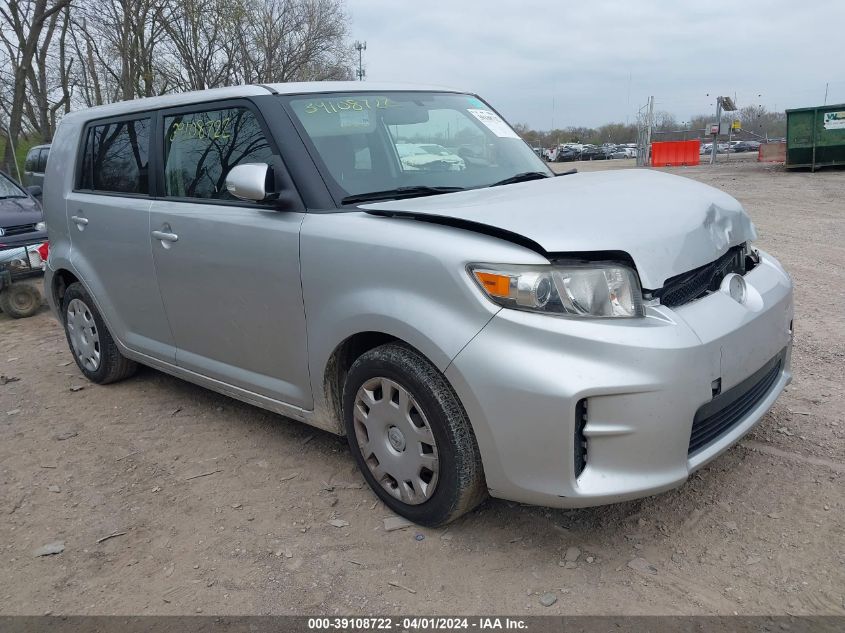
[61,282,137,384]
[0,283,41,318]
[343,343,486,526]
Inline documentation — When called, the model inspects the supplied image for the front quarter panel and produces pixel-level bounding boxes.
[300,211,549,429]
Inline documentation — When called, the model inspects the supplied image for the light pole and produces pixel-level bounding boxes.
[354,41,367,81]
[710,96,736,165]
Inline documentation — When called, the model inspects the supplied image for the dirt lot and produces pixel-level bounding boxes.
[1,158,843,616]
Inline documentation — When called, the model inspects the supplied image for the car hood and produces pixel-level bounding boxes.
[361,169,757,289]
[0,195,42,226]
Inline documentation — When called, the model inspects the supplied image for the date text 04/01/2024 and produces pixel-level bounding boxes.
[306,617,527,630]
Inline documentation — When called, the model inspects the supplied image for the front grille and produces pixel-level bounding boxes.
[688,351,784,455]
[1,223,37,236]
[655,244,749,308]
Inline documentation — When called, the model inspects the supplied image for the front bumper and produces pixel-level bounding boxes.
[445,250,794,508]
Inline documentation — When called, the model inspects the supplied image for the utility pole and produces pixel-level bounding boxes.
[710,96,737,165]
[824,82,829,105]
[354,41,367,81]
[645,95,654,166]
[710,98,722,165]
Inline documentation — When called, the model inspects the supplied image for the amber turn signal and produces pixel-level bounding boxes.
[473,271,511,298]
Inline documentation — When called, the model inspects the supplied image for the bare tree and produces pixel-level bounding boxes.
[0,0,354,175]
[157,0,245,91]
[70,0,167,104]
[0,0,71,171]
[653,110,678,132]
[233,0,353,84]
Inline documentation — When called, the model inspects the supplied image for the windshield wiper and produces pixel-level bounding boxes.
[488,171,552,187]
[342,186,465,205]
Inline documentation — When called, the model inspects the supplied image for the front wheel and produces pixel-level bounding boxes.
[61,282,137,384]
[343,343,486,526]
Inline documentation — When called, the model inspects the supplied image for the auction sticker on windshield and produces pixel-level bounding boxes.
[467,108,520,138]
[340,109,371,128]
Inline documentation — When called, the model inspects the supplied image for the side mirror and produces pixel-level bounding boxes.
[225,163,275,202]
[26,185,42,198]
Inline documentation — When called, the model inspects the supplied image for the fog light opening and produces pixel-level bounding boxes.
[711,378,722,398]
[574,399,588,479]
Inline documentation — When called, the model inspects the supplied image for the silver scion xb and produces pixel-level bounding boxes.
[43,83,794,526]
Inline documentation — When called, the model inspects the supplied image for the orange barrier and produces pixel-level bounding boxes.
[650,140,701,167]
[758,142,786,163]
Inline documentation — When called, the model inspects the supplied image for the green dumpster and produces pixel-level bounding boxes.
[786,104,845,171]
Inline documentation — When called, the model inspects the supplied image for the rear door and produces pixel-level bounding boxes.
[67,116,175,361]
[148,100,312,408]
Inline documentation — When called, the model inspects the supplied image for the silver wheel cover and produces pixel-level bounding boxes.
[353,377,440,505]
[66,298,101,372]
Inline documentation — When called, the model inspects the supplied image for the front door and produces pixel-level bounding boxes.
[149,102,312,409]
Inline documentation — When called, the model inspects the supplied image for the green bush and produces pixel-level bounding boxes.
[0,137,40,182]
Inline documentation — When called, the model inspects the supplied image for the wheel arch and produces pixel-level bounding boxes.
[50,267,81,318]
[320,329,473,434]
[322,331,400,434]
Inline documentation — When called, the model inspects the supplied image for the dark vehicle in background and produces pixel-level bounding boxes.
[732,141,761,153]
[579,146,600,160]
[0,170,46,318]
[23,144,50,189]
[0,171,46,247]
[581,146,613,160]
[555,146,580,162]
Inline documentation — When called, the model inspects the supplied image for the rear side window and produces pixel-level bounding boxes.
[37,148,49,173]
[163,107,273,200]
[24,148,39,172]
[78,118,150,194]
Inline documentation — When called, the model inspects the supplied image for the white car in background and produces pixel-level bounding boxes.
[612,146,638,159]
[396,143,466,171]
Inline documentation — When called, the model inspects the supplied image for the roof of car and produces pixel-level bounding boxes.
[60,82,463,124]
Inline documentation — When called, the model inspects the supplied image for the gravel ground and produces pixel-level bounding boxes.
[1,158,843,616]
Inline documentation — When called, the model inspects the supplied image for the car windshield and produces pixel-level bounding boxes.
[284,92,551,201]
[0,173,26,198]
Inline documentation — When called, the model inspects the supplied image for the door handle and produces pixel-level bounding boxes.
[70,215,88,226]
[151,230,179,243]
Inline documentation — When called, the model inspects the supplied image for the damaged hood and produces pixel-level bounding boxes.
[361,169,757,289]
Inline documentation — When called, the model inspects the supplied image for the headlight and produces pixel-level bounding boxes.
[35,221,46,231]
[469,262,644,318]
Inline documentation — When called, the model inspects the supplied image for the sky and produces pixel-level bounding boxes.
[346,0,844,130]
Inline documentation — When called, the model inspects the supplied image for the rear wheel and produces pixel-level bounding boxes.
[0,283,41,318]
[61,282,137,384]
[343,343,486,526]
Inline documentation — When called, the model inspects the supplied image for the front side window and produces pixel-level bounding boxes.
[0,172,27,198]
[163,107,273,200]
[285,92,550,201]
[79,119,150,194]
